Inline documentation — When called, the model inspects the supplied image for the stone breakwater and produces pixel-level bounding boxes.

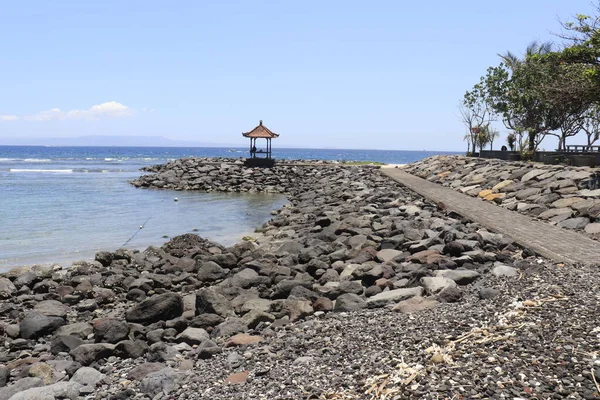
[0,158,592,399]
[131,157,363,193]
[404,155,600,238]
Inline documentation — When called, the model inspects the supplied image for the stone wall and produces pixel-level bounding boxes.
[404,155,600,238]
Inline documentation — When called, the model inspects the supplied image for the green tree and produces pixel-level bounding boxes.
[582,104,600,145]
[460,82,494,154]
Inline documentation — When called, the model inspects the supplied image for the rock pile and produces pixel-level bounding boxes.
[404,155,600,238]
[0,159,560,398]
[131,157,359,193]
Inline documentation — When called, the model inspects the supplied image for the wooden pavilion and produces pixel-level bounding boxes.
[242,120,279,159]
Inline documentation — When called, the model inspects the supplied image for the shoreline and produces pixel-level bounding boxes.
[0,157,597,399]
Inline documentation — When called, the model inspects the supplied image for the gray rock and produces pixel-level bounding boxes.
[140,368,182,397]
[115,340,148,359]
[376,249,402,263]
[93,318,130,343]
[0,278,17,299]
[240,309,275,329]
[0,366,8,387]
[479,287,500,299]
[70,367,105,387]
[239,298,271,314]
[176,327,209,345]
[197,261,228,282]
[421,277,457,295]
[339,264,361,279]
[585,223,600,234]
[55,322,93,339]
[70,343,116,366]
[366,287,424,307]
[521,169,546,182]
[227,352,245,369]
[231,268,265,288]
[13,272,38,289]
[434,269,480,285]
[392,296,439,313]
[196,339,222,359]
[51,335,84,355]
[442,241,464,257]
[147,342,178,362]
[125,292,183,324]
[337,280,364,295]
[437,286,463,303]
[195,288,233,317]
[271,279,312,299]
[0,378,44,400]
[492,263,519,277]
[558,217,590,230]
[333,293,367,312]
[514,187,542,200]
[20,312,65,339]
[7,381,80,400]
[276,240,303,256]
[127,363,165,380]
[211,317,247,338]
[282,298,313,322]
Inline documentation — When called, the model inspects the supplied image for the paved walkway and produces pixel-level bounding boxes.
[382,167,600,265]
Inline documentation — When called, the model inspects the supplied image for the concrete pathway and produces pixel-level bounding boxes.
[382,167,600,265]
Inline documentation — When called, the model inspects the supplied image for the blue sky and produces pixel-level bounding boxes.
[0,0,595,150]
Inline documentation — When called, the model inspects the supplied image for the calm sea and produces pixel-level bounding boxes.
[0,146,460,270]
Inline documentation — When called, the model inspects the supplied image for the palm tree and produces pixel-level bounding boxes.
[499,41,554,70]
[488,127,500,150]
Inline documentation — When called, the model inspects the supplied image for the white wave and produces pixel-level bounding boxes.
[9,169,73,173]
[0,158,17,162]
[23,158,52,163]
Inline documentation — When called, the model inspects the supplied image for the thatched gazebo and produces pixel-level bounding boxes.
[242,120,279,159]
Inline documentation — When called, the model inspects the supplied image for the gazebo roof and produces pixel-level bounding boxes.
[242,120,279,138]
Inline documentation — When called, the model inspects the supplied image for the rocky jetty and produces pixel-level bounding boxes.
[0,158,597,399]
[405,155,600,238]
[131,157,366,193]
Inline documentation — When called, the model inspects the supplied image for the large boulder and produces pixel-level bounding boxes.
[0,278,17,299]
[6,382,81,400]
[20,312,65,339]
[33,300,69,318]
[195,289,233,317]
[126,292,183,324]
[197,261,228,282]
[93,318,130,343]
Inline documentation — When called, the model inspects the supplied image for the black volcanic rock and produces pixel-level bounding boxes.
[125,293,183,325]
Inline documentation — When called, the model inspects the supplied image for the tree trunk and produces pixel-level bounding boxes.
[528,131,536,152]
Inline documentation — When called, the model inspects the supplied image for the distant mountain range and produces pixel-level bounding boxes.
[0,135,241,147]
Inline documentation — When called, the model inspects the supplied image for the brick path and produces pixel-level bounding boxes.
[382,168,600,265]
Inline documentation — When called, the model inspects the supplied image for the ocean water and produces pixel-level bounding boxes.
[0,146,460,270]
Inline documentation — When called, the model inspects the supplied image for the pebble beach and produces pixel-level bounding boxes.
[0,156,599,399]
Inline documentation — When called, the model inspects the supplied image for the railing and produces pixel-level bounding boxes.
[565,145,600,153]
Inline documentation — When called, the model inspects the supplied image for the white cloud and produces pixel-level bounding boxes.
[8,101,134,122]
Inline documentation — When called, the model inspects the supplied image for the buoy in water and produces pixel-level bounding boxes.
[139,225,143,229]
[174,197,179,202]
